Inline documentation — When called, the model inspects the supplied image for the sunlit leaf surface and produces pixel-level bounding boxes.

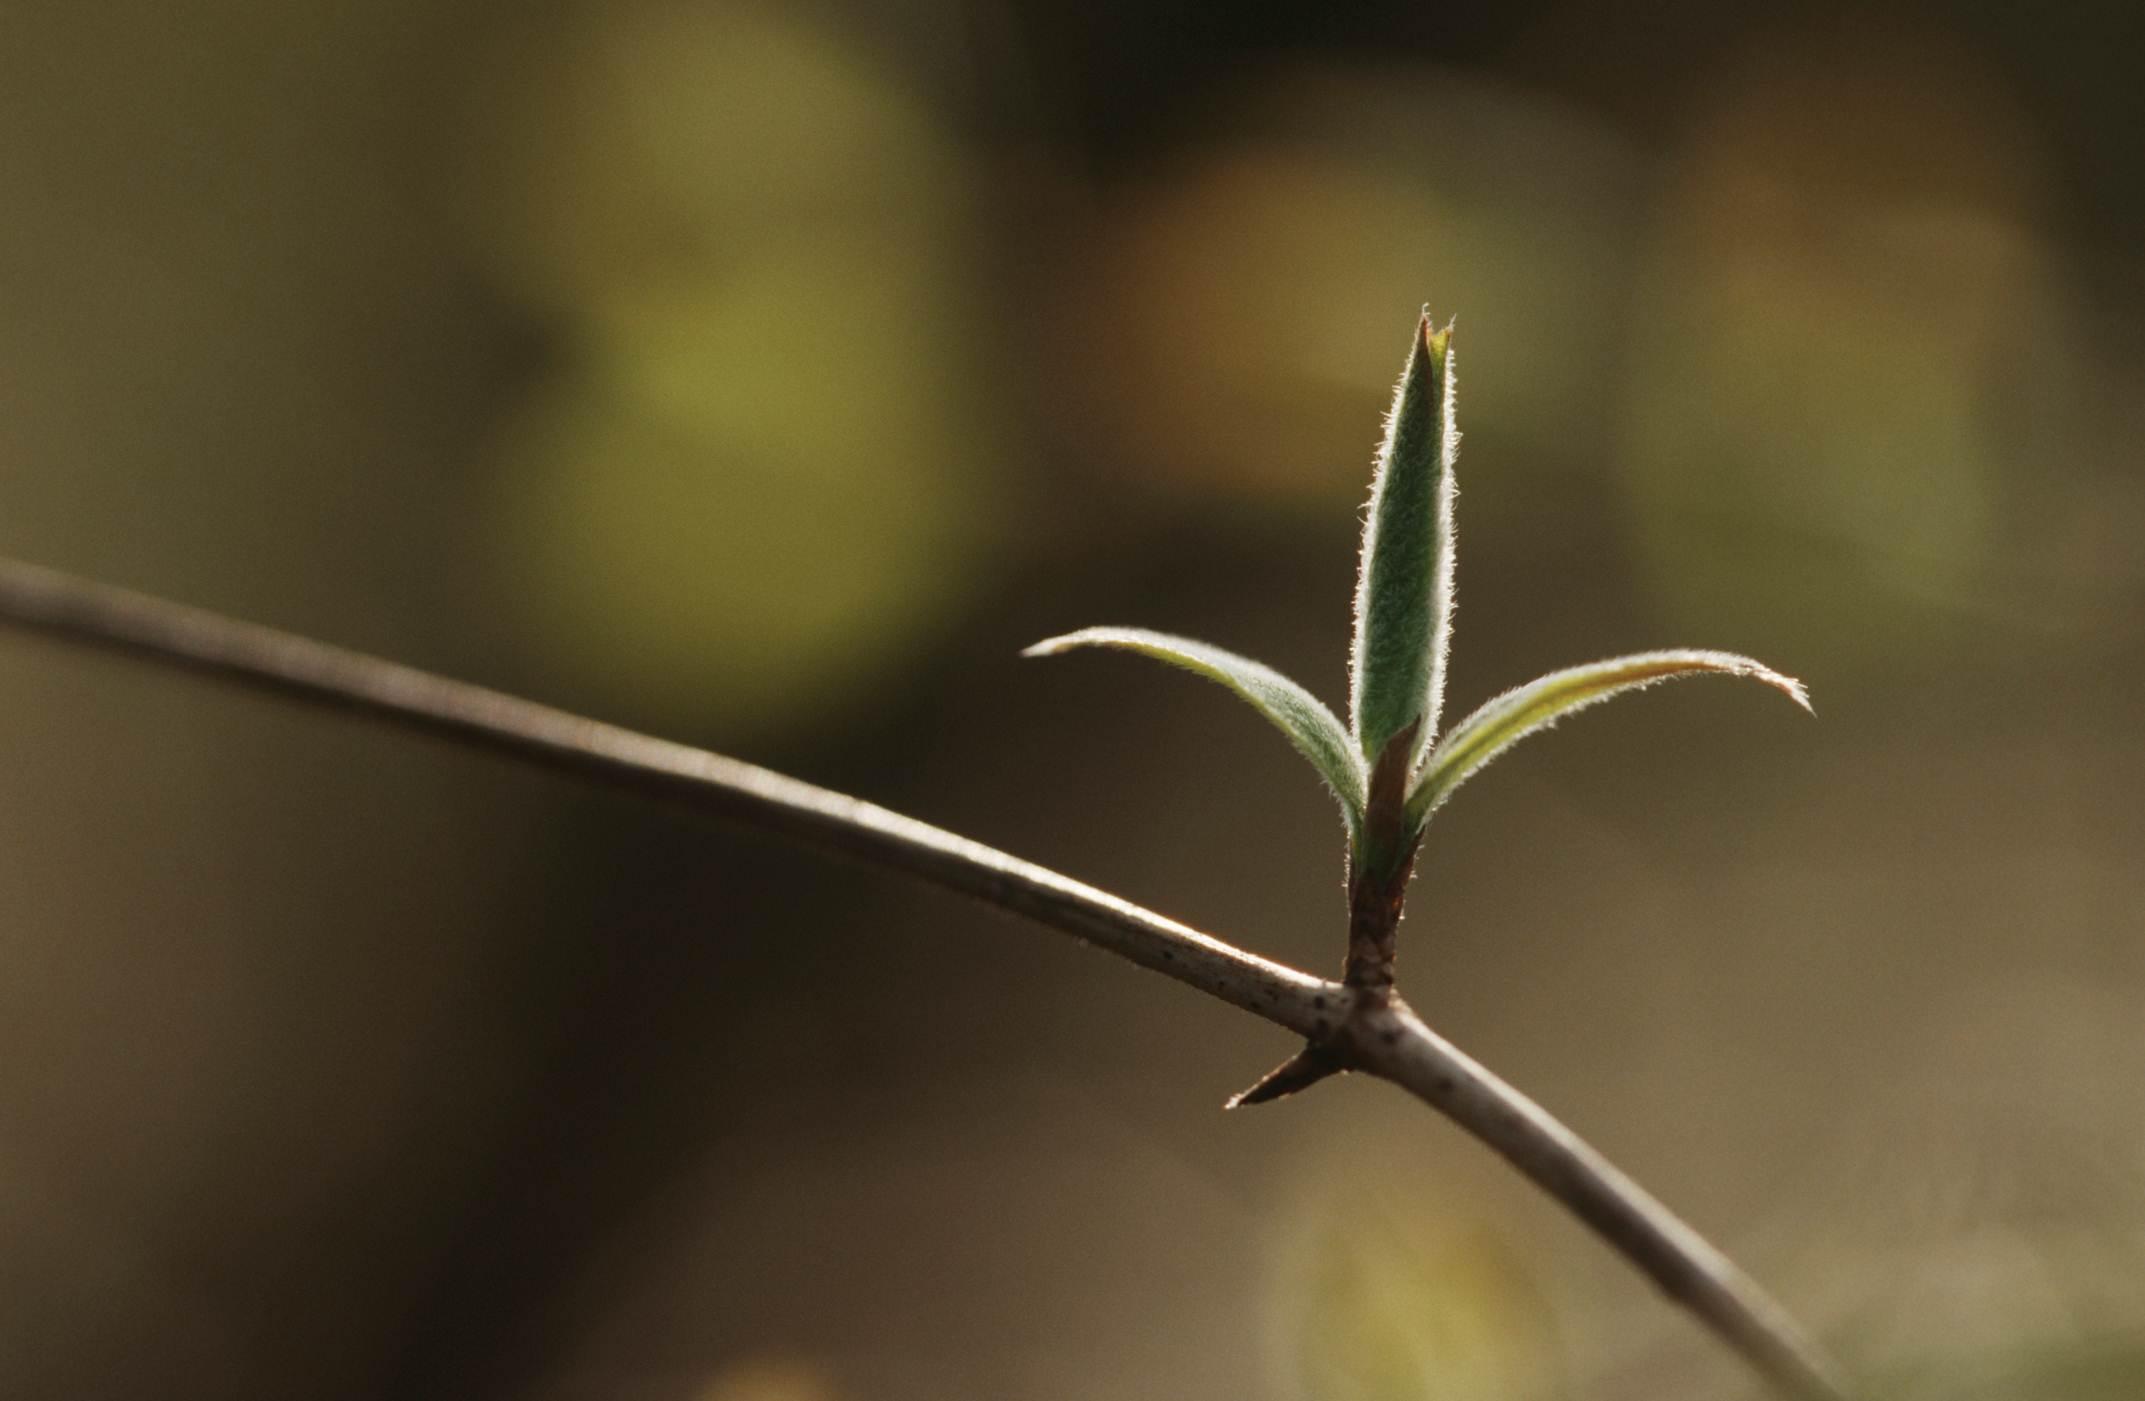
[1025,626,1365,827]
[1351,316,1458,772]
[1408,649,1809,827]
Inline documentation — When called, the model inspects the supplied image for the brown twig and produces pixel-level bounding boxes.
[0,556,1852,1401]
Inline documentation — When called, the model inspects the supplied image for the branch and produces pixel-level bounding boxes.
[0,560,1328,1030]
[0,557,1851,1400]
[1343,1001,1849,1400]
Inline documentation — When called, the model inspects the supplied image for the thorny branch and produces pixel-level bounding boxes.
[0,556,1852,1401]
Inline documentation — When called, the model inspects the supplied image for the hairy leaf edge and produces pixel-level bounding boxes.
[1406,650,1811,827]
[1025,626,1367,828]
[1348,311,1460,771]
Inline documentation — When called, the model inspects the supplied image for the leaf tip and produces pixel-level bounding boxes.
[1709,655,1812,715]
[1410,307,1455,357]
[1020,632,1080,659]
[1736,657,1812,714]
[1421,311,1452,363]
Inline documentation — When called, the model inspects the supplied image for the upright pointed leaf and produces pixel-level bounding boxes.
[1407,650,1810,827]
[1025,626,1366,824]
[1350,313,1458,772]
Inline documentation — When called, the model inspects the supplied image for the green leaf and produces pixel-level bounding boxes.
[1407,650,1811,827]
[1350,312,1458,773]
[1024,626,1365,827]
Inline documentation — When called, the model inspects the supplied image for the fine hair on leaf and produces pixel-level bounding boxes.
[1349,312,1458,774]
[1407,649,1812,828]
[1024,626,1366,833]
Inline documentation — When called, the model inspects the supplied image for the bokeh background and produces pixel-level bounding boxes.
[3,1,2143,1398]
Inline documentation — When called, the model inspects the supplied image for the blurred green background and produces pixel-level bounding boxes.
[2,1,2143,1398]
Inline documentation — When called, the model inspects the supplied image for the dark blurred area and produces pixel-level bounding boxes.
[3,1,2143,1397]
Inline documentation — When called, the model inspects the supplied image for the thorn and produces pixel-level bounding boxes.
[1225,1043,1345,1109]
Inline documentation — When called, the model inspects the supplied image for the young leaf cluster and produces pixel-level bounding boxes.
[1028,312,1807,973]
